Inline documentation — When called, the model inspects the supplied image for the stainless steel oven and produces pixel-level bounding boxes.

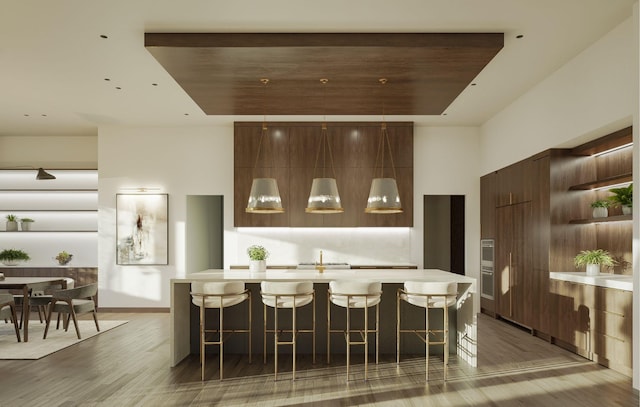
[480,239,494,299]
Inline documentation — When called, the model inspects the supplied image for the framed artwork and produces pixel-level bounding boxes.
[116,193,168,265]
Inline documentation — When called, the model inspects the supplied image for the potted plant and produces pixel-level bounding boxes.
[574,249,616,276]
[608,184,632,215]
[0,248,31,266]
[20,217,35,231]
[590,200,610,218]
[55,250,73,266]
[247,245,269,272]
[5,214,18,232]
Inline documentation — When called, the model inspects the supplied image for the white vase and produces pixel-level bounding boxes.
[592,207,608,218]
[20,222,32,231]
[5,221,18,232]
[622,205,632,215]
[249,260,266,272]
[586,264,600,276]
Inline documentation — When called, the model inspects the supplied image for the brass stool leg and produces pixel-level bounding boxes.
[375,302,379,365]
[346,300,350,381]
[219,306,224,380]
[444,305,449,381]
[312,292,316,365]
[364,298,368,381]
[292,301,297,381]
[396,290,401,364]
[263,303,267,365]
[425,306,429,382]
[200,303,205,381]
[248,291,252,364]
[326,294,331,365]
[274,298,279,381]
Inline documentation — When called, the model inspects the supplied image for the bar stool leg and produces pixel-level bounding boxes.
[346,300,350,381]
[364,298,368,381]
[326,295,331,365]
[396,290,401,364]
[263,303,267,365]
[444,305,449,381]
[375,302,379,365]
[425,307,429,382]
[219,306,224,380]
[274,298,279,381]
[292,300,297,381]
[312,291,316,365]
[248,292,252,364]
[200,303,206,381]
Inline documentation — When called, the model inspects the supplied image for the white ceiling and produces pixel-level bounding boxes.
[0,0,635,137]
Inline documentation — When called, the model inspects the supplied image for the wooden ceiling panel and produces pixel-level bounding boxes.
[145,33,504,116]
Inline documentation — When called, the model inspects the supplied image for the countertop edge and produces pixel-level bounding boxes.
[550,272,633,291]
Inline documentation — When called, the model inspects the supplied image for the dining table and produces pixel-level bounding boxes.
[0,276,68,342]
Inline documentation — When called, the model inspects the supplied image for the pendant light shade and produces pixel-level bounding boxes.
[365,78,403,214]
[306,79,343,214]
[246,178,284,213]
[365,178,402,213]
[245,78,284,214]
[306,177,343,213]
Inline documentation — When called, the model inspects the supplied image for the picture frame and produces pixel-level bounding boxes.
[116,193,168,265]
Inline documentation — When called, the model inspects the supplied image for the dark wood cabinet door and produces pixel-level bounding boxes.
[495,205,513,318]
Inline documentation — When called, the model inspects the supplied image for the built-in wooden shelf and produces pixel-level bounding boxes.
[568,173,632,191]
[569,214,632,224]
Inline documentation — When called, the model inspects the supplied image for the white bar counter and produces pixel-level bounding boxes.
[170,268,477,368]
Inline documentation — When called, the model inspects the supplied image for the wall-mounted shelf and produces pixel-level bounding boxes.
[0,169,98,266]
[568,173,632,190]
[569,214,632,224]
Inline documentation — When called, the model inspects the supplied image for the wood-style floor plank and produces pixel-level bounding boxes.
[0,313,637,406]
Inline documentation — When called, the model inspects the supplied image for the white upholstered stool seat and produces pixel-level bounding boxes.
[260,281,315,381]
[327,280,382,381]
[191,281,252,381]
[397,281,458,381]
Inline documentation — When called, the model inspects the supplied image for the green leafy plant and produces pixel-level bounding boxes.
[5,214,17,222]
[608,184,632,207]
[55,251,73,265]
[20,218,35,223]
[590,200,610,208]
[574,249,616,268]
[0,248,31,261]
[247,245,269,261]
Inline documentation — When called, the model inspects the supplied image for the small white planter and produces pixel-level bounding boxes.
[20,222,33,231]
[249,260,266,272]
[592,207,608,218]
[622,205,632,215]
[5,221,18,232]
[586,264,600,276]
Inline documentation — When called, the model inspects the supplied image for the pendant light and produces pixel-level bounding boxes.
[365,78,403,214]
[306,79,344,214]
[245,79,284,214]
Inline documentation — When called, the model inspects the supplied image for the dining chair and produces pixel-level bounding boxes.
[43,283,99,340]
[0,293,21,342]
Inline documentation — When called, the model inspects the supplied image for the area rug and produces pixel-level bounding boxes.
[0,320,127,359]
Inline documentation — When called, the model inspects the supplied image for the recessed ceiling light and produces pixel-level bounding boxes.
[23,114,29,117]
[152,83,158,86]
[516,34,524,39]
[41,114,47,117]
[115,86,122,90]
[100,34,108,39]
[471,83,477,86]
[184,113,189,116]
[104,78,111,81]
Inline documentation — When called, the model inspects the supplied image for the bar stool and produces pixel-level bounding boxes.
[261,281,315,381]
[327,280,382,381]
[397,281,458,381]
[190,281,251,381]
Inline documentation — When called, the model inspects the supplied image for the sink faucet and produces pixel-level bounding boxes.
[315,250,325,273]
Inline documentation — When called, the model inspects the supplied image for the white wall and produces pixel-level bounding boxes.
[480,17,635,174]
[0,135,97,169]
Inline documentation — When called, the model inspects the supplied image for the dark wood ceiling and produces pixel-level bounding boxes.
[145,33,504,116]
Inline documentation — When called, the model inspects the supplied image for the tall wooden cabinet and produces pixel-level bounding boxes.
[481,126,633,377]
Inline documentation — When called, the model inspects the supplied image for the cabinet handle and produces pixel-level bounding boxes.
[509,192,513,205]
[509,251,513,316]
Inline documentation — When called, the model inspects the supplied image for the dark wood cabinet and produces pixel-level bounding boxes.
[234,121,413,227]
[495,159,533,207]
[495,202,533,326]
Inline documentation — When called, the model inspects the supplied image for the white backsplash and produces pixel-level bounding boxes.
[229,227,413,266]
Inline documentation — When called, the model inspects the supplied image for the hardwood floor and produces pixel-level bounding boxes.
[0,312,637,406]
